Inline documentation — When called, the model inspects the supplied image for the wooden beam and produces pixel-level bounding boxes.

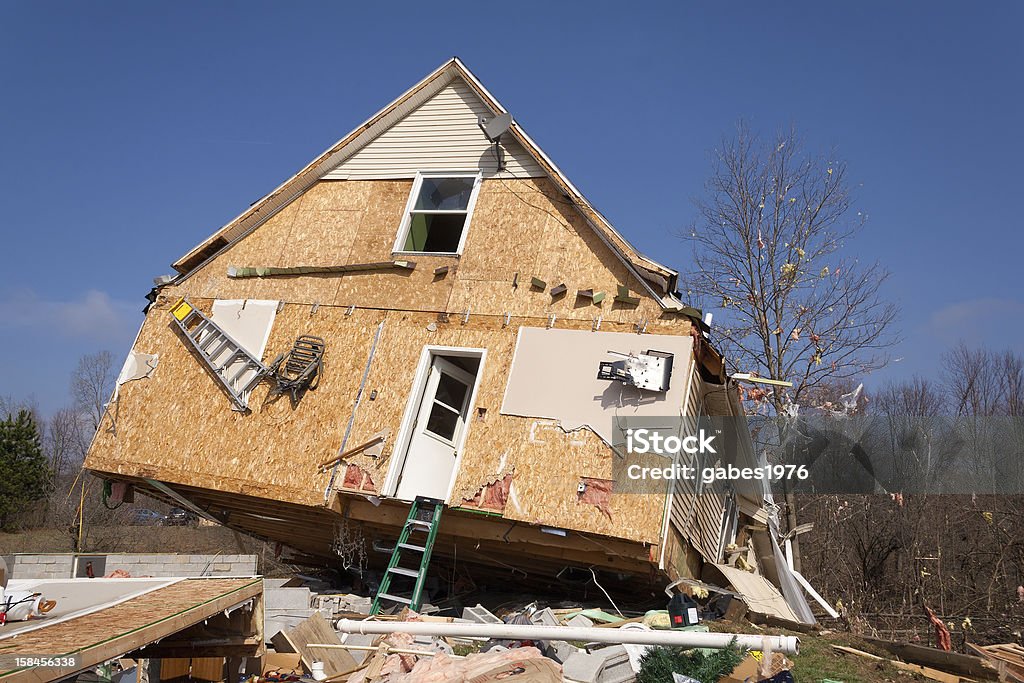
[864,637,999,680]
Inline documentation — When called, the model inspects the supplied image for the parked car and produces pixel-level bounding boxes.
[127,508,165,526]
[164,507,197,526]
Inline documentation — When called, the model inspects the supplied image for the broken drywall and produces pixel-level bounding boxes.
[500,327,694,444]
[211,299,279,360]
[116,350,159,386]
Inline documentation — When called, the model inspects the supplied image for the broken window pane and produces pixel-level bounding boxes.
[434,372,469,411]
[414,177,475,211]
[403,213,467,252]
[398,175,478,254]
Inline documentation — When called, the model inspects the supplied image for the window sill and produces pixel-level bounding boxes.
[392,251,462,258]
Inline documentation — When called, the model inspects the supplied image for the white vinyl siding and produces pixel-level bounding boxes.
[324,80,544,180]
[669,361,731,563]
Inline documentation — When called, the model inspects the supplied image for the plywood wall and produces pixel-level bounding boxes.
[87,293,692,544]
[88,174,697,548]
[180,177,668,322]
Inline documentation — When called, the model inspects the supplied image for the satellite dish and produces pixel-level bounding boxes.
[478,112,512,142]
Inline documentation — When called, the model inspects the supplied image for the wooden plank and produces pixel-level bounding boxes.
[864,637,999,680]
[273,614,357,678]
[831,645,963,683]
[966,644,1024,683]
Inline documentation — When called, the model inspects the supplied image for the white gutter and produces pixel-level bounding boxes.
[335,619,800,655]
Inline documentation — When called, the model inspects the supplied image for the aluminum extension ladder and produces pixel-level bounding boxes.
[371,497,444,614]
[169,298,269,411]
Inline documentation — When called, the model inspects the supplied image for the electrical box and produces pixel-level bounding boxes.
[597,349,674,392]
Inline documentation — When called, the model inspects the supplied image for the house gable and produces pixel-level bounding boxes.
[171,59,682,311]
[324,79,543,180]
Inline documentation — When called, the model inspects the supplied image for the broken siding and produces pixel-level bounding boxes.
[324,80,544,180]
[670,360,730,562]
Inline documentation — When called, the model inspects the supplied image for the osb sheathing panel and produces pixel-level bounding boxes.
[179,178,669,321]
[86,298,386,506]
[87,299,689,544]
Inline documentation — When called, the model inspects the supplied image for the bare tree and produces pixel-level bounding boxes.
[684,124,898,569]
[684,124,898,406]
[70,350,115,432]
[46,408,88,482]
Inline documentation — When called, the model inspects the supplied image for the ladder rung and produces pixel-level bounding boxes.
[397,543,425,552]
[407,519,432,529]
[188,320,208,340]
[215,350,242,372]
[388,567,421,578]
[377,593,411,605]
[228,362,255,385]
[208,339,232,359]
[196,327,222,348]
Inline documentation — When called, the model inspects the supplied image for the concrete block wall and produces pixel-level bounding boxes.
[2,554,75,579]
[103,553,258,577]
[3,554,257,579]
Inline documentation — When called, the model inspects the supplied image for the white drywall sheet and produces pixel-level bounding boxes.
[211,299,279,360]
[116,351,159,386]
[500,327,694,444]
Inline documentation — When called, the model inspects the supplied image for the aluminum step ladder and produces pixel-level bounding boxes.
[371,497,444,614]
[168,298,269,411]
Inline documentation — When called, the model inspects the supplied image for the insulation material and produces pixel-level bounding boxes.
[578,476,613,519]
[461,472,513,512]
[116,351,159,386]
[500,327,694,444]
[343,464,378,493]
[210,299,279,360]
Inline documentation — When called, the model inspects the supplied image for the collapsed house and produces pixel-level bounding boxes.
[84,58,810,620]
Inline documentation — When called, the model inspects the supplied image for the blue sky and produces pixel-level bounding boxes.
[1,2,1022,415]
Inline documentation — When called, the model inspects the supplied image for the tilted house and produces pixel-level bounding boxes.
[86,59,806,614]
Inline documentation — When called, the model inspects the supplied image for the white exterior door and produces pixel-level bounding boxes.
[394,356,474,501]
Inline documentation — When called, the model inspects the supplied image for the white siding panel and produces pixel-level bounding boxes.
[324,79,544,180]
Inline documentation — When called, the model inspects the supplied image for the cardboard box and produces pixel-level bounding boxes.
[261,652,303,677]
[720,651,793,683]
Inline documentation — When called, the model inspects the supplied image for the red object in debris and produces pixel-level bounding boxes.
[924,605,952,652]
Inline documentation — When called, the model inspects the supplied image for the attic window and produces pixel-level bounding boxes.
[395,173,481,255]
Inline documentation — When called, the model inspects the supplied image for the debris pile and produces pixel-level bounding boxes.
[258,580,804,683]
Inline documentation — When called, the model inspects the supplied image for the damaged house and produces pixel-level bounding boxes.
[85,58,809,620]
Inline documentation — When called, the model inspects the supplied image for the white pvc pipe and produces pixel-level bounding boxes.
[335,619,799,655]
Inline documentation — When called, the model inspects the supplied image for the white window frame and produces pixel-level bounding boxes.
[392,171,482,256]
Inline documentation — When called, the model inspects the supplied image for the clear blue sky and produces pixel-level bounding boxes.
[2,1,1022,415]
